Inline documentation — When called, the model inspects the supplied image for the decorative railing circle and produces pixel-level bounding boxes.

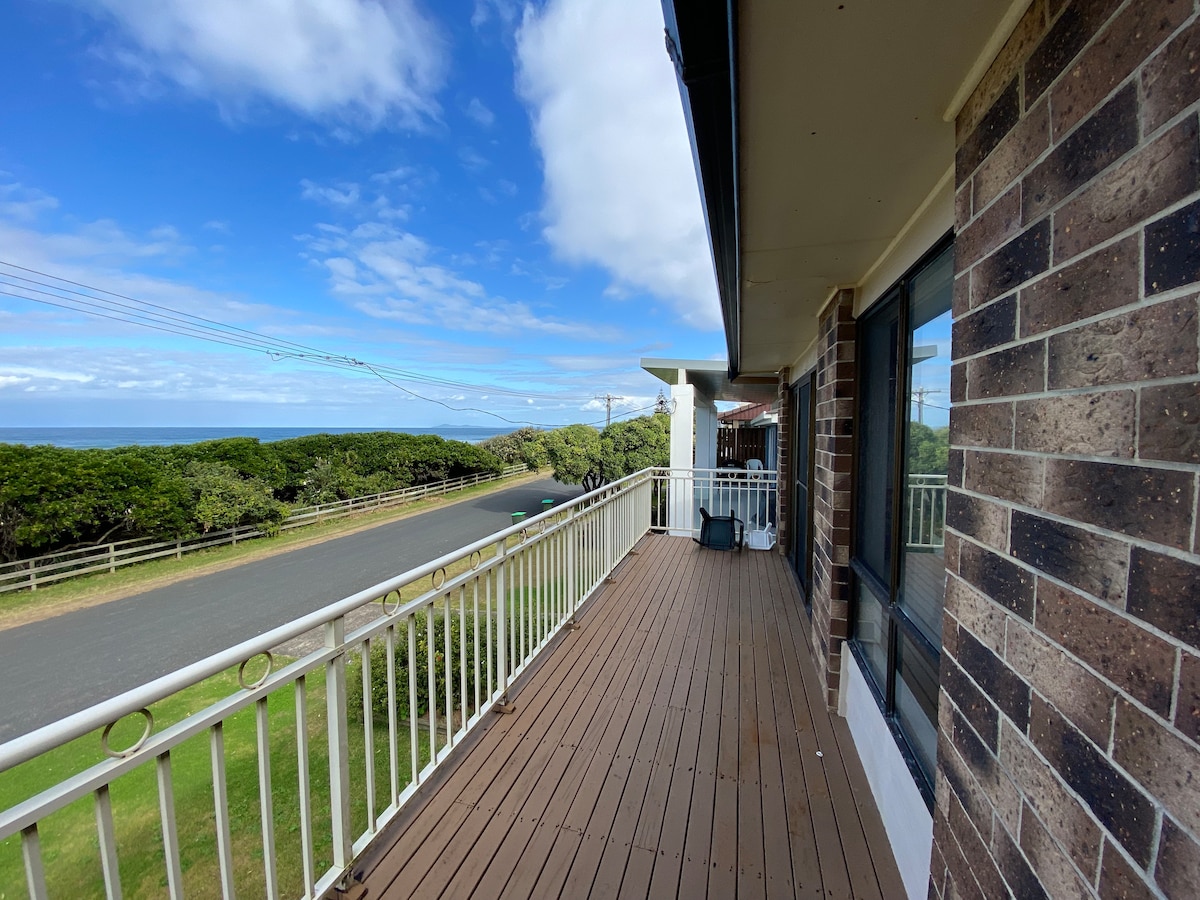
[470,550,481,570]
[238,651,275,690]
[101,708,154,759]
[432,567,446,589]
[382,589,402,615]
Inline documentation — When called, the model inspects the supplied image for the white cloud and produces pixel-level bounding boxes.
[515,0,720,329]
[300,179,361,207]
[0,182,59,222]
[458,147,490,173]
[301,221,623,341]
[83,0,447,129]
[465,97,495,128]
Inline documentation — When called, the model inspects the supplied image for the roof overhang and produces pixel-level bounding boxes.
[641,357,777,405]
[662,0,1027,377]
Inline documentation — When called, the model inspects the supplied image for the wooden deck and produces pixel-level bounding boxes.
[351,534,905,899]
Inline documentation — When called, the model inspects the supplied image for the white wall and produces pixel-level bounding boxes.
[841,652,933,900]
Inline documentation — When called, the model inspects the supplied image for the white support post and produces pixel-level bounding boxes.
[669,379,696,536]
[325,617,352,872]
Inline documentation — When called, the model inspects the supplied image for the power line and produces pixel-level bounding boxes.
[0,261,622,424]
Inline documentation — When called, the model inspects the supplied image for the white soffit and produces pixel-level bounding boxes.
[736,0,1020,373]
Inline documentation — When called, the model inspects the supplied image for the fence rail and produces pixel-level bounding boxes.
[648,466,779,539]
[905,474,947,550]
[0,465,527,594]
[0,469,652,899]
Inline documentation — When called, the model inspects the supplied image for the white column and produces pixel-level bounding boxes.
[694,398,718,470]
[668,379,695,535]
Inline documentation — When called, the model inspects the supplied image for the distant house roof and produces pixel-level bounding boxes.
[719,401,773,424]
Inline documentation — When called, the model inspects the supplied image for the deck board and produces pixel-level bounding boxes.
[353,535,906,899]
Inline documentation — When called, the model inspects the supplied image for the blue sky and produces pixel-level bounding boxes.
[0,0,724,429]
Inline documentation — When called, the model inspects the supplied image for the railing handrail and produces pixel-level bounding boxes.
[0,467,649,773]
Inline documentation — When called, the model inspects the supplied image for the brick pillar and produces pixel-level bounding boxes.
[775,366,791,554]
[933,1,1200,898]
[810,290,855,709]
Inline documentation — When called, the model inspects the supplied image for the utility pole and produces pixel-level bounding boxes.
[594,393,626,427]
[911,387,943,424]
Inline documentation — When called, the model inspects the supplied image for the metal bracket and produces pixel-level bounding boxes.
[566,618,582,631]
[493,695,516,714]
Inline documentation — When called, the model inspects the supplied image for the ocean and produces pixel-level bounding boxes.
[0,426,514,450]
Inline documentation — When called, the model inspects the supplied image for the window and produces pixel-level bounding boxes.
[851,239,952,804]
[788,370,815,609]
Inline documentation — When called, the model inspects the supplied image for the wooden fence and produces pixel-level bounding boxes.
[0,465,528,594]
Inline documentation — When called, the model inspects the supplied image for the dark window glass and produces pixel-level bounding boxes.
[855,297,899,584]
[850,237,952,806]
[790,373,814,603]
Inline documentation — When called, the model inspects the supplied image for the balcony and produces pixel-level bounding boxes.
[0,469,901,899]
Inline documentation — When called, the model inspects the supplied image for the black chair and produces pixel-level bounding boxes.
[694,507,744,551]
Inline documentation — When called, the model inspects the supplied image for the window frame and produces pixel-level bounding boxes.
[788,368,816,610]
[849,233,953,809]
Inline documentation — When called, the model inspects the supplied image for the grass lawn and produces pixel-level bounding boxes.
[0,663,433,899]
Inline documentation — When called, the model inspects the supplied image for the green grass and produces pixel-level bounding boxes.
[0,663,433,899]
[0,471,541,628]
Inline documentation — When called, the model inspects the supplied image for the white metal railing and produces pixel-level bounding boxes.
[0,464,527,593]
[906,474,947,550]
[0,469,652,898]
[647,467,779,538]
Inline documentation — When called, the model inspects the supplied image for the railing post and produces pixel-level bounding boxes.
[324,617,352,872]
[495,537,509,703]
[108,543,116,574]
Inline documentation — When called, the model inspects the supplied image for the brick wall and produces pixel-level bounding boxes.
[811,290,856,708]
[934,1,1200,898]
[776,366,792,555]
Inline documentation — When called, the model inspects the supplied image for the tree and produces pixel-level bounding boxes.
[907,422,949,476]
[539,424,603,486]
[184,462,287,534]
[599,413,670,479]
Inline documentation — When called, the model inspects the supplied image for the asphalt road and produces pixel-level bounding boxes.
[0,477,580,743]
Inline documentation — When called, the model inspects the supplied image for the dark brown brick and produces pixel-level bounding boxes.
[1036,578,1176,717]
[950,361,966,403]
[1012,511,1130,606]
[946,490,1009,553]
[1143,16,1200,134]
[958,77,1021,179]
[1024,82,1139,222]
[1050,0,1191,139]
[953,294,1016,359]
[1007,621,1116,748]
[1146,196,1200,295]
[948,448,964,488]
[1003,724,1104,879]
[1047,294,1199,390]
[960,536,1038,622]
[945,574,1008,657]
[1043,458,1194,548]
[1030,696,1156,866]
[1113,698,1200,837]
[970,218,1053,308]
[1138,382,1200,464]
[950,402,1014,450]
[935,807,987,900]
[1024,0,1123,107]
[948,790,1009,899]
[957,185,1021,269]
[1098,839,1157,900]
[1155,815,1200,900]
[1053,116,1200,264]
[1177,652,1200,744]
[963,449,1043,507]
[957,626,1032,728]
[1015,390,1136,457]
[943,658,1001,751]
[1128,547,1200,651]
[956,179,973,229]
[991,821,1049,900]
[1019,233,1140,337]
[967,340,1046,399]
[954,270,971,318]
[974,98,1051,213]
[958,0,1049,141]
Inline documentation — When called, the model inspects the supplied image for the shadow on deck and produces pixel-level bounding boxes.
[348,534,905,899]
